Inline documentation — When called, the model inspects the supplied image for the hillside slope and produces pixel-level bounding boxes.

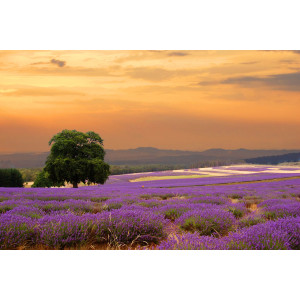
[245,152,300,165]
[1,148,300,168]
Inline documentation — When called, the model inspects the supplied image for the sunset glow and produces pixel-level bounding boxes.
[1,50,300,153]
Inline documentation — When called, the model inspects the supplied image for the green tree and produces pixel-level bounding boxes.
[44,129,110,188]
[0,169,24,187]
[32,170,62,188]
[19,168,42,182]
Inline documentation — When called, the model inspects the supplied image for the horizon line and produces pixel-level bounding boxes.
[1,147,300,155]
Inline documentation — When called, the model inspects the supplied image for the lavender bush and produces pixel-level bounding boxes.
[157,233,228,250]
[225,217,300,250]
[176,209,236,236]
[0,214,36,249]
[1,166,300,250]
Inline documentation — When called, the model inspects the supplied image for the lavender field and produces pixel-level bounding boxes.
[1,165,300,250]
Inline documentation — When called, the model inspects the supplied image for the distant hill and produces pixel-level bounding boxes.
[200,148,300,159]
[0,152,49,168]
[245,152,300,165]
[1,147,300,168]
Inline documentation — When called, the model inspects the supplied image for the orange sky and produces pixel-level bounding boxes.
[1,50,300,153]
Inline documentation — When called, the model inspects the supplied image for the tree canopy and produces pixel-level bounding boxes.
[32,170,63,188]
[0,168,24,187]
[44,129,110,188]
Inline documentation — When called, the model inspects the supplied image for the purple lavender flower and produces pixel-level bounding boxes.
[36,214,95,249]
[157,233,228,250]
[225,217,300,250]
[90,209,168,246]
[5,206,45,219]
[176,209,236,236]
[259,199,300,220]
[0,214,36,249]
[238,214,266,228]
[1,169,300,250]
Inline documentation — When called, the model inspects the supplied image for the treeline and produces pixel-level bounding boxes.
[110,164,186,175]
[110,162,241,174]
[17,161,238,183]
[19,168,43,182]
[190,159,245,168]
[245,152,300,165]
[18,165,186,182]
[0,169,24,187]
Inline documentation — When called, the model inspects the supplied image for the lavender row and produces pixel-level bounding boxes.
[1,170,300,250]
[158,217,300,250]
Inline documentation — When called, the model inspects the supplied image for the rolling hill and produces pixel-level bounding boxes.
[245,152,300,165]
[1,147,300,168]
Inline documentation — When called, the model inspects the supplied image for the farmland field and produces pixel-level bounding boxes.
[1,165,300,250]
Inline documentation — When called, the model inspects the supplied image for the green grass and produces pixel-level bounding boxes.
[130,175,211,182]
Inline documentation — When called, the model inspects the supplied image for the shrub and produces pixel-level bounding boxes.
[102,202,123,211]
[138,201,161,208]
[229,193,242,200]
[239,214,266,228]
[32,170,63,188]
[6,206,45,219]
[158,203,219,222]
[90,197,109,203]
[140,194,152,200]
[0,205,15,214]
[0,169,24,187]
[157,233,228,250]
[91,210,167,246]
[192,197,228,206]
[177,209,235,236]
[226,203,247,218]
[164,208,184,221]
[261,200,300,220]
[224,218,300,250]
[269,217,300,249]
[36,214,94,249]
[0,215,35,249]
[0,197,9,202]
[159,193,175,200]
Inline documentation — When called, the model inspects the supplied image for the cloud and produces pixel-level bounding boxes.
[280,59,296,64]
[125,67,199,82]
[197,80,217,86]
[125,67,174,81]
[221,71,300,91]
[16,65,118,77]
[0,89,17,94]
[240,61,259,65]
[30,61,50,66]
[0,87,85,97]
[261,50,300,56]
[167,51,189,57]
[221,76,260,84]
[114,50,189,63]
[50,58,66,67]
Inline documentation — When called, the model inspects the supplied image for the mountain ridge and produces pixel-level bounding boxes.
[1,148,300,168]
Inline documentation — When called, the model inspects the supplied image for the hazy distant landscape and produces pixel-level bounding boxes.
[1,147,300,168]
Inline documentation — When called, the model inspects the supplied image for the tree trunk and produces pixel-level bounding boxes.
[73,182,78,188]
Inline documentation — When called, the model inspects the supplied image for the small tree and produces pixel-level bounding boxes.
[32,170,63,188]
[0,169,24,187]
[44,129,110,188]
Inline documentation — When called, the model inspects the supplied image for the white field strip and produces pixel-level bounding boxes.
[262,170,300,174]
[172,165,300,176]
[220,164,300,173]
[172,168,253,176]
[220,165,300,174]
